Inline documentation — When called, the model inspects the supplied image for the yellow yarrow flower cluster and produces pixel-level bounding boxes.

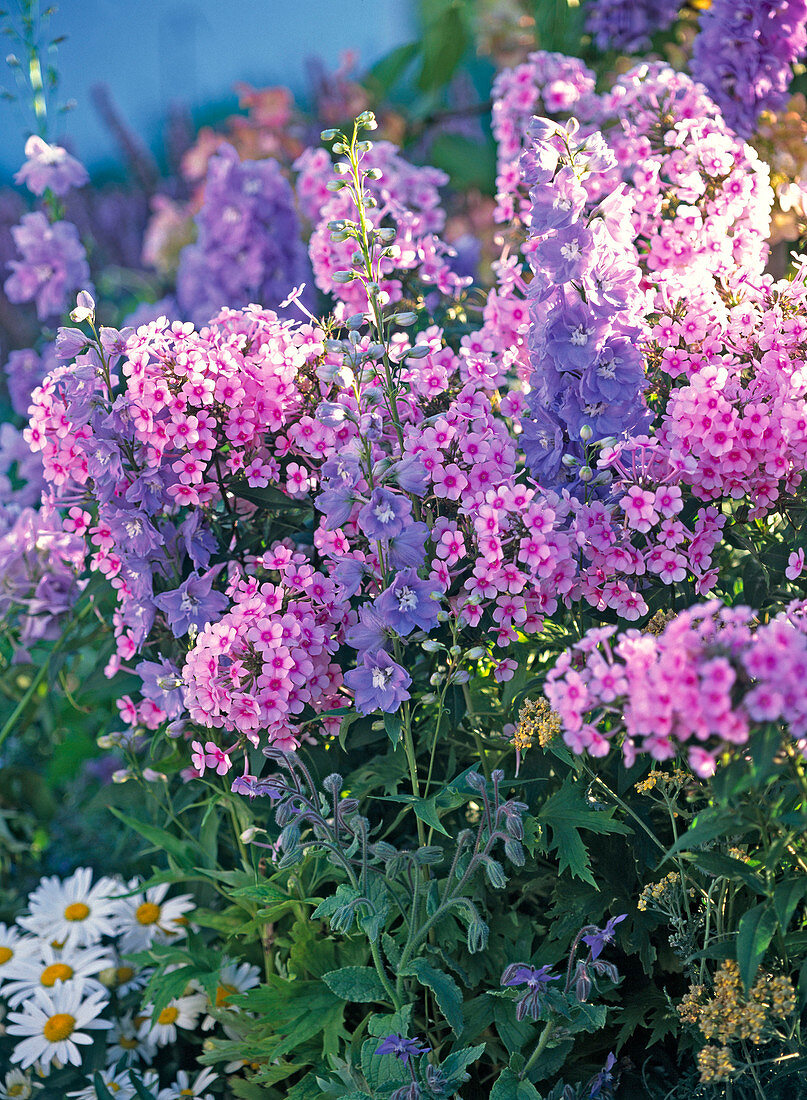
[637,871,680,913]
[696,1044,735,1084]
[642,608,677,635]
[513,697,561,754]
[679,961,797,1082]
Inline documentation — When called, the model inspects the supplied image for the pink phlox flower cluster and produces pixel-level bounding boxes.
[653,273,807,515]
[546,599,807,776]
[296,141,469,316]
[492,51,597,225]
[182,552,347,762]
[598,63,773,312]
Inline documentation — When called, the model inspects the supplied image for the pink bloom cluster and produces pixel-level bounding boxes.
[652,265,807,515]
[492,51,597,225]
[295,141,468,316]
[545,599,807,777]
[183,548,347,761]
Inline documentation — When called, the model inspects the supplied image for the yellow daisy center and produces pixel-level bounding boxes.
[157,1005,179,1025]
[40,962,74,986]
[181,1091,194,1097]
[135,901,162,925]
[43,1012,75,1042]
[108,1086,121,1094]
[0,945,13,964]
[215,982,237,1007]
[8,1086,27,1097]
[63,902,90,922]
[115,965,135,984]
[119,1036,139,1050]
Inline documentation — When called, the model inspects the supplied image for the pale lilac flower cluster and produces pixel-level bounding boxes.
[585,0,680,54]
[175,143,311,326]
[545,599,807,776]
[296,141,468,316]
[691,0,807,137]
[0,503,86,650]
[4,212,91,320]
[520,117,651,487]
[14,135,89,197]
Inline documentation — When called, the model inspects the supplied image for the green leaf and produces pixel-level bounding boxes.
[385,710,403,746]
[736,903,778,991]
[429,133,496,193]
[690,851,766,894]
[401,957,464,1034]
[774,880,807,932]
[322,966,389,1004]
[412,795,451,836]
[229,478,312,513]
[490,1067,542,1099]
[537,777,630,884]
[441,1043,486,1084]
[664,810,740,860]
[416,1,469,94]
[366,40,419,94]
[93,1076,116,1100]
[107,808,195,865]
[129,1073,160,1100]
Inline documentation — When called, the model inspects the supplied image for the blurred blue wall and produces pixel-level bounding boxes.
[0,0,415,176]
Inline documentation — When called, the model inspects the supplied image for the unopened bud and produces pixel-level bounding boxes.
[320,128,341,141]
[112,768,133,784]
[421,639,444,652]
[357,111,378,130]
[240,826,262,844]
[561,453,577,467]
[579,465,593,483]
[406,344,430,359]
[466,646,487,660]
[579,424,593,442]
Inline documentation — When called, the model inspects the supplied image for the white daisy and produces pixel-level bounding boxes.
[2,943,111,1007]
[97,954,151,997]
[137,991,206,1046]
[104,1013,157,1067]
[157,1067,218,1100]
[110,881,194,954]
[17,869,120,949]
[6,983,111,1070]
[67,1067,159,1099]
[0,1068,38,1099]
[200,958,260,1030]
[0,924,38,985]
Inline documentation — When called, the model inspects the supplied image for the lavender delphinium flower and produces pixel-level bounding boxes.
[4,212,92,320]
[135,656,186,719]
[521,118,651,489]
[375,1034,430,1065]
[500,963,560,1020]
[14,135,89,197]
[586,0,680,54]
[175,142,311,325]
[343,651,412,714]
[357,487,413,541]
[691,0,807,137]
[154,567,229,637]
[375,568,440,635]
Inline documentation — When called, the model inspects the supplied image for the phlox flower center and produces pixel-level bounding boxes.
[43,1012,75,1042]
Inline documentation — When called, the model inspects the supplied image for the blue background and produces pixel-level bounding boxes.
[0,0,415,177]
